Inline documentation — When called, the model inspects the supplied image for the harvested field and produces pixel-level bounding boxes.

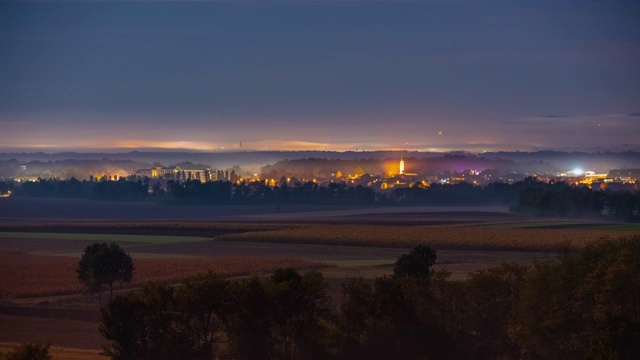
[0,342,107,360]
[1,221,635,255]
[0,252,320,298]
[215,224,631,251]
[0,314,105,352]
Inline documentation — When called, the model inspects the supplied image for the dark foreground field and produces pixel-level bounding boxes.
[1,198,638,357]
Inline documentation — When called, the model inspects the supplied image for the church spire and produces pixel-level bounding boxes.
[399,156,405,175]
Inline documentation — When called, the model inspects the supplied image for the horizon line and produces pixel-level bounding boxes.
[2,148,640,155]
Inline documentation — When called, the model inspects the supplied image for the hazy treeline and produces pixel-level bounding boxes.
[3,150,640,176]
[512,182,640,222]
[0,181,12,195]
[5,177,640,221]
[100,238,640,360]
[10,178,148,202]
[0,158,149,180]
[5,177,517,205]
[261,155,542,180]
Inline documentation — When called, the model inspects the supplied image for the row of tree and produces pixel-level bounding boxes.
[99,239,640,359]
[0,176,546,205]
[0,181,12,195]
[14,178,148,201]
[512,183,640,222]
[161,179,377,205]
[8,177,640,221]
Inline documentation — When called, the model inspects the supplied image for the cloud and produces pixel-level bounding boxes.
[627,112,640,117]
[540,114,566,118]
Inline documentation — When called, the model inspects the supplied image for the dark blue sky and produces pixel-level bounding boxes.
[1,0,639,152]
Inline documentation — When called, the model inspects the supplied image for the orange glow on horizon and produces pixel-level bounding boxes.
[2,139,509,153]
[113,140,218,151]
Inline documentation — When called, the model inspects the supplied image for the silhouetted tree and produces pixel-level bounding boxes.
[100,283,183,360]
[174,272,230,358]
[464,263,527,358]
[263,268,332,360]
[225,276,272,360]
[511,236,640,359]
[338,277,374,357]
[77,242,134,301]
[0,181,10,195]
[393,245,437,279]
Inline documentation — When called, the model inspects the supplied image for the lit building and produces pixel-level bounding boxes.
[608,169,640,183]
[174,166,211,182]
[398,156,418,177]
[133,165,211,182]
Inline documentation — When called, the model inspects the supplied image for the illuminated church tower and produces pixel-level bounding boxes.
[399,156,405,175]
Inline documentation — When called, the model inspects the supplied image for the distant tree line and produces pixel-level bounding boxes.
[12,178,147,201]
[99,238,640,359]
[0,181,13,195]
[4,177,523,205]
[511,181,640,222]
[7,177,640,221]
[161,179,377,205]
[260,155,537,180]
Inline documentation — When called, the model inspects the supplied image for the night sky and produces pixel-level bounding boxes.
[1,0,639,152]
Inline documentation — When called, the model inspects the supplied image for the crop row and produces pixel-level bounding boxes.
[216,224,632,251]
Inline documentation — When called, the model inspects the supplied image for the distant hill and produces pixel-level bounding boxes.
[1,151,640,180]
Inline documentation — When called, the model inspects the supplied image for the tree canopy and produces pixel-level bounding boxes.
[393,245,437,278]
[76,242,134,301]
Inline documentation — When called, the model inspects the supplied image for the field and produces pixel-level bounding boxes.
[0,252,320,299]
[0,342,107,360]
[215,223,632,251]
[1,198,638,356]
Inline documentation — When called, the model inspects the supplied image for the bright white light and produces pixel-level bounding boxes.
[572,168,584,175]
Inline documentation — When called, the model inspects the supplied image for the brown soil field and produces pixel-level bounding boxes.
[0,252,320,299]
[0,342,107,360]
[216,224,630,251]
[2,218,633,254]
[0,238,143,255]
[0,315,105,352]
